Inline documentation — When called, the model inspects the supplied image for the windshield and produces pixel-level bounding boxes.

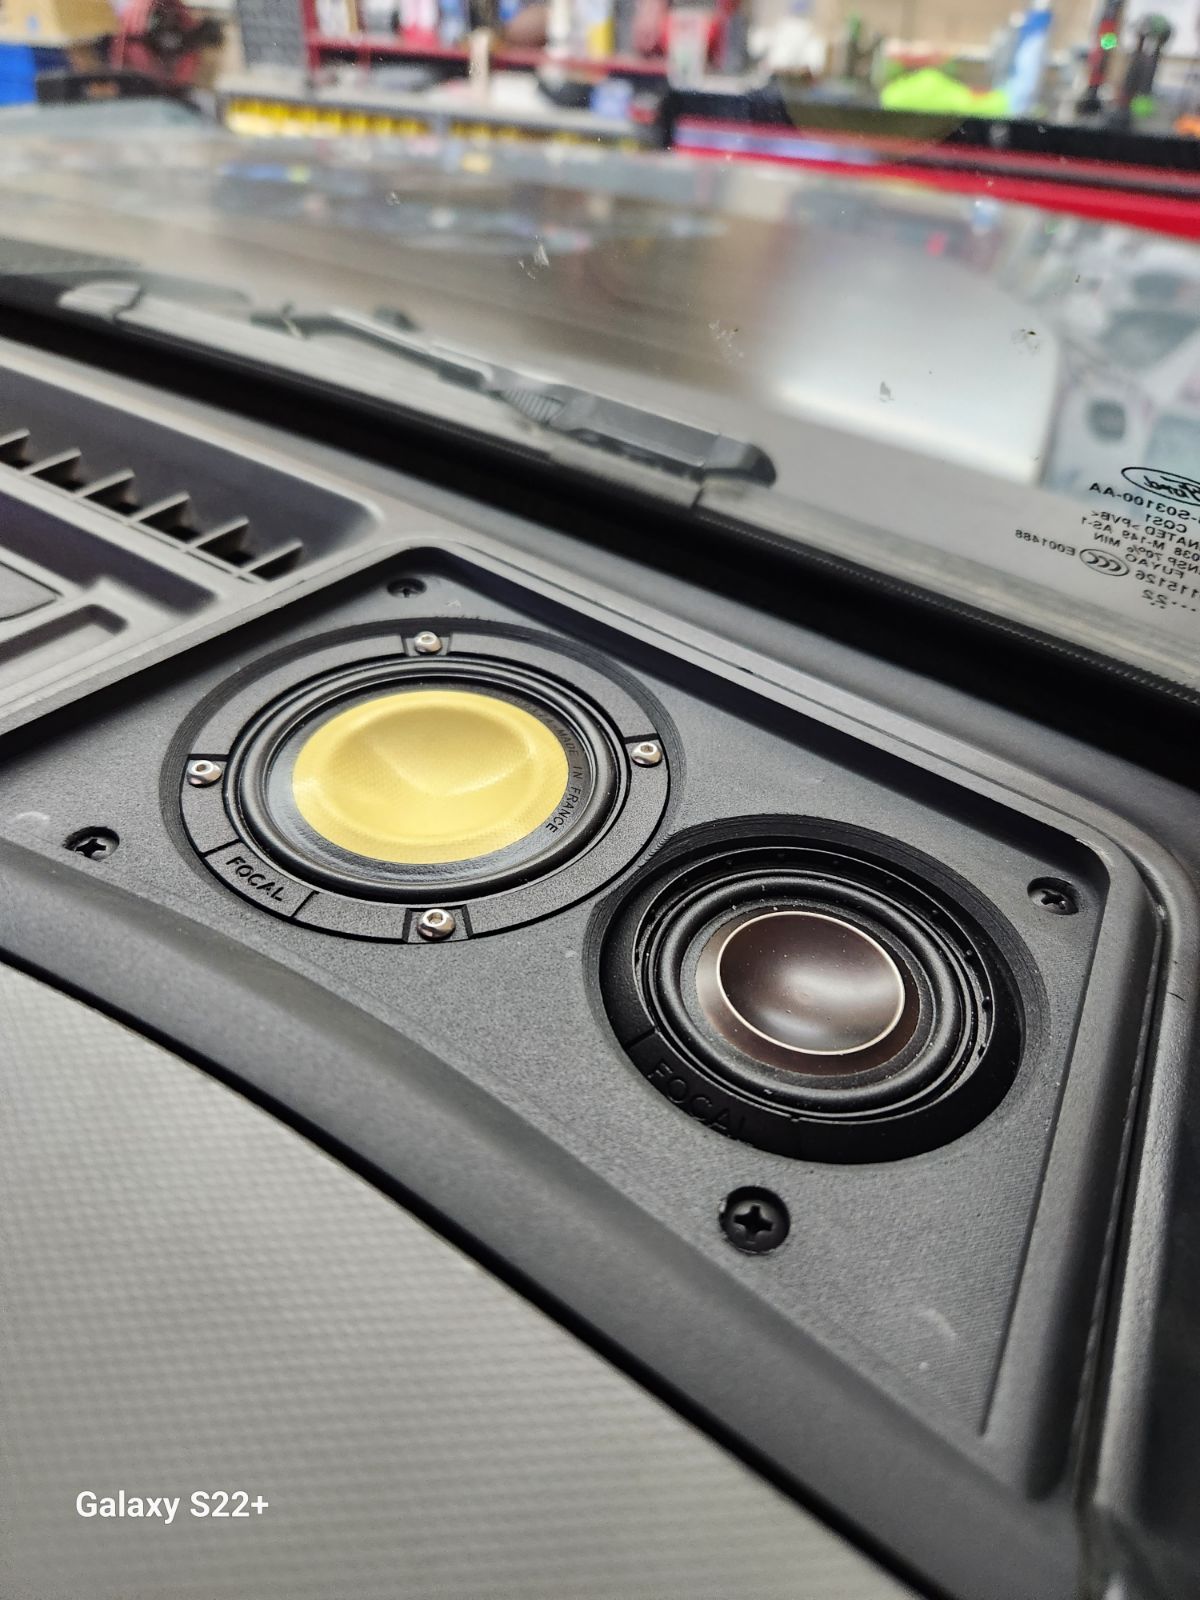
[0,0,1198,688]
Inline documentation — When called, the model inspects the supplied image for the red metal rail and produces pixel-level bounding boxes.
[673,118,1200,239]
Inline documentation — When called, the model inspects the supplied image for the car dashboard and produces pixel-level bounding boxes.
[1,329,1199,1600]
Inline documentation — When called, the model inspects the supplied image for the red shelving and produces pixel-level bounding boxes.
[304,27,667,77]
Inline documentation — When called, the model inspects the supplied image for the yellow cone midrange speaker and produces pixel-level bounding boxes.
[236,659,616,900]
[290,688,571,867]
[179,629,670,941]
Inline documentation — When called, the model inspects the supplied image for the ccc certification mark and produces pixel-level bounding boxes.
[1080,549,1130,577]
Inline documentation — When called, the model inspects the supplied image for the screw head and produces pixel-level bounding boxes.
[65,827,119,861]
[186,759,225,788]
[416,907,457,941]
[719,1187,790,1255]
[630,740,663,768]
[413,630,444,656]
[1028,878,1079,916]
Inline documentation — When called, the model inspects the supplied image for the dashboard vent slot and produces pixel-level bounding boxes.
[78,469,139,510]
[0,364,374,602]
[0,379,372,585]
[0,429,31,467]
[28,449,86,488]
[0,428,303,581]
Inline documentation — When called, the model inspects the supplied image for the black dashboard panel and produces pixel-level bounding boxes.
[0,340,1198,1600]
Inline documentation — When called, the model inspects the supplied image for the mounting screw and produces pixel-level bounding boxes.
[416,907,457,941]
[413,630,444,655]
[186,759,224,788]
[65,827,119,861]
[1028,878,1079,916]
[719,1187,790,1255]
[387,576,426,598]
[630,740,663,768]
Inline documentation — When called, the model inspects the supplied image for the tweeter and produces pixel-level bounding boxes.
[600,827,1025,1162]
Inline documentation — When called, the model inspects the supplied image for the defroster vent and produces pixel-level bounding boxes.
[0,357,377,723]
[0,423,304,581]
[0,360,373,586]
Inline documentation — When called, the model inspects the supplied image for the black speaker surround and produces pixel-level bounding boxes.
[601,826,1025,1162]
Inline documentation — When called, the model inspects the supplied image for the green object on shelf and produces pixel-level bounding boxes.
[880,66,1009,117]
[1131,93,1157,118]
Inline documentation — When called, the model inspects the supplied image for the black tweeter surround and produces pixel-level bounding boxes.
[601,827,1025,1161]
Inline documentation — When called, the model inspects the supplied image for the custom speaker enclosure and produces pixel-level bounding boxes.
[601,825,1026,1162]
[0,543,1172,1600]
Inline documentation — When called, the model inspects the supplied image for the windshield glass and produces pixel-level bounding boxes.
[0,0,1198,688]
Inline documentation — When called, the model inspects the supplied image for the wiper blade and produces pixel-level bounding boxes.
[52,279,775,502]
[266,306,776,491]
[0,241,255,316]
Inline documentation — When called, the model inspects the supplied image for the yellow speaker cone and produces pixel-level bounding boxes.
[291,688,570,865]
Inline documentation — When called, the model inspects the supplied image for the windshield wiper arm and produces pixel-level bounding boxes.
[254,304,776,492]
[56,281,776,500]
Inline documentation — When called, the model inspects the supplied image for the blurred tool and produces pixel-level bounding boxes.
[760,0,825,76]
[1181,4,1200,128]
[666,4,710,82]
[989,11,1024,87]
[881,64,1009,115]
[112,0,222,87]
[714,0,749,74]
[1076,0,1126,113]
[839,12,879,80]
[1110,10,1173,125]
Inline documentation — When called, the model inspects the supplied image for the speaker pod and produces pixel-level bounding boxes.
[600,827,1025,1162]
